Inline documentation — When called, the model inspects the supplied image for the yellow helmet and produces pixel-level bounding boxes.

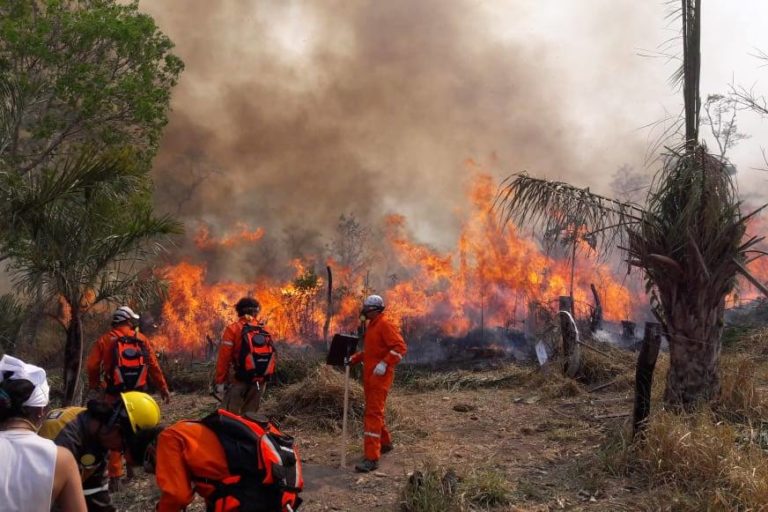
[120,391,161,433]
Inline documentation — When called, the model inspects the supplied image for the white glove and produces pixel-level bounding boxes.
[215,384,227,395]
[373,361,388,376]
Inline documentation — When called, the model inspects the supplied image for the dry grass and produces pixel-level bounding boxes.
[726,326,768,358]
[576,340,635,388]
[716,354,768,423]
[265,365,401,432]
[399,462,511,512]
[267,366,365,431]
[400,463,458,512]
[634,409,768,510]
[397,363,531,392]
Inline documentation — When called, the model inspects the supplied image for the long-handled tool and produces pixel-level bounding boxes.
[327,332,360,469]
[340,360,351,469]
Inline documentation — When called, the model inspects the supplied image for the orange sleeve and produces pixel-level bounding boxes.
[155,428,194,512]
[86,337,105,390]
[214,324,237,384]
[349,352,363,365]
[382,320,407,366]
[144,337,169,393]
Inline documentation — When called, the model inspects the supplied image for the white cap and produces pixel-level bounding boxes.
[0,355,50,407]
[363,294,385,309]
[113,306,140,324]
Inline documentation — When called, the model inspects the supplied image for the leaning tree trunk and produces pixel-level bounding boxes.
[63,307,84,406]
[662,300,724,408]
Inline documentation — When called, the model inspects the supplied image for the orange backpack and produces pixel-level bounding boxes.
[235,324,276,383]
[197,409,303,512]
[108,333,149,393]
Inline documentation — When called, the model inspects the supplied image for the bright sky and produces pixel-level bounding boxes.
[484,1,768,201]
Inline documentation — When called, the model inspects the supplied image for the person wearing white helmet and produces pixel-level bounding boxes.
[85,305,170,489]
[348,294,407,472]
[0,355,86,512]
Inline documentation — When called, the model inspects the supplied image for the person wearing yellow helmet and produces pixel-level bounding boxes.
[39,392,163,512]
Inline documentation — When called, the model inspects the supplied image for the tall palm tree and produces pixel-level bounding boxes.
[497,0,765,408]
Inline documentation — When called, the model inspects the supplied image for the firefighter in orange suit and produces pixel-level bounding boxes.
[152,419,232,512]
[348,294,407,473]
[214,297,275,415]
[85,306,170,489]
[148,410,302,512]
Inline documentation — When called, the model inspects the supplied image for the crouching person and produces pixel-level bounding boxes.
[0,355,86,512]
[39,391,163,512]
[150,409,303,512]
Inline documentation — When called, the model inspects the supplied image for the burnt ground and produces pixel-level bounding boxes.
[111,362,652,512]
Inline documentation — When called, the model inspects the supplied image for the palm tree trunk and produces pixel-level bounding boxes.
[663,302,723,407]
[63,306,84,406]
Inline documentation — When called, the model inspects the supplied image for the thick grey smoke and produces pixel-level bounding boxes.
[142,0,655,281]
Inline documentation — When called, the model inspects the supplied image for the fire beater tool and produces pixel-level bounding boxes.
[327,332,360,469]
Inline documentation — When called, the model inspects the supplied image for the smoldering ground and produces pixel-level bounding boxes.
[143,0,659,282]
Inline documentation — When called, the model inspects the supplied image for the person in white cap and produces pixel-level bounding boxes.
[85,305,170,489]
[347,294,407,473]
[0,354,86,512]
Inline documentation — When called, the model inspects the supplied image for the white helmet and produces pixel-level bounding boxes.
[362,294,385,312]
[112,306,140,325]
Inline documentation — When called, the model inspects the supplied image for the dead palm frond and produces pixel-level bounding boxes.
[494,173,644,256]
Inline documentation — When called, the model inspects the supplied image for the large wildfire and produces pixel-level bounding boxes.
[154,173,639,354]
[152,173,768,356]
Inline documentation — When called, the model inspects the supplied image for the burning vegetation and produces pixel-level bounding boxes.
[153,173,636,355]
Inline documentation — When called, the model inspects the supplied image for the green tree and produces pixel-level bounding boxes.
[0,293,26,354]
[3,149,182,404]
[0,2,185,404]
[0,0,183,173]
[497,0,764,409]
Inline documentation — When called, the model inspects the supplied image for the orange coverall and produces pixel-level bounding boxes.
[86,324,169,478]
[214,318,251,385]
[154,421,230,512]
[349,313,407,461]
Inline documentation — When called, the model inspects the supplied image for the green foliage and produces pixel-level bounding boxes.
[0,293,27,353]
[0,0,184,172]
[3,149,182,309]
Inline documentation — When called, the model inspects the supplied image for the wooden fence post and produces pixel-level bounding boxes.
[633,322,662,437]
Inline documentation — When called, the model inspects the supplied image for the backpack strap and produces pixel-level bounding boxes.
[200,409,265,477]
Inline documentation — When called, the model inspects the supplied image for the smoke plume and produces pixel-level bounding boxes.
[142,0,656,282]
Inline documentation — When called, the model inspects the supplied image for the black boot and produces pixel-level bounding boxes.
[354,459,379,473]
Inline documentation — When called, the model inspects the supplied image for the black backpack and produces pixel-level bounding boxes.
[108,334,149,392]
[235,324,276,383]
[196,409,303,512]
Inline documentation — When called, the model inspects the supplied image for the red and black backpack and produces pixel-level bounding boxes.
[235,324,276,383]
[108,332,149,393]
[197,409,303,512]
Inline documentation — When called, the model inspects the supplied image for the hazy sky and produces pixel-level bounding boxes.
[140,0,768,250]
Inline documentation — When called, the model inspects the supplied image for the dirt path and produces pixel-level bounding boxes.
[114,380,639,511]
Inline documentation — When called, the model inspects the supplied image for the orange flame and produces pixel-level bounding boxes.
[194,222,265,250]
[156,173,636,353]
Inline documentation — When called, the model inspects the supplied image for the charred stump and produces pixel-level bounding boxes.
[323,265,333,350]
[633,322,662,437]
[558,296,581,378]
[621,320,638,350]
[589,283,603,332]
